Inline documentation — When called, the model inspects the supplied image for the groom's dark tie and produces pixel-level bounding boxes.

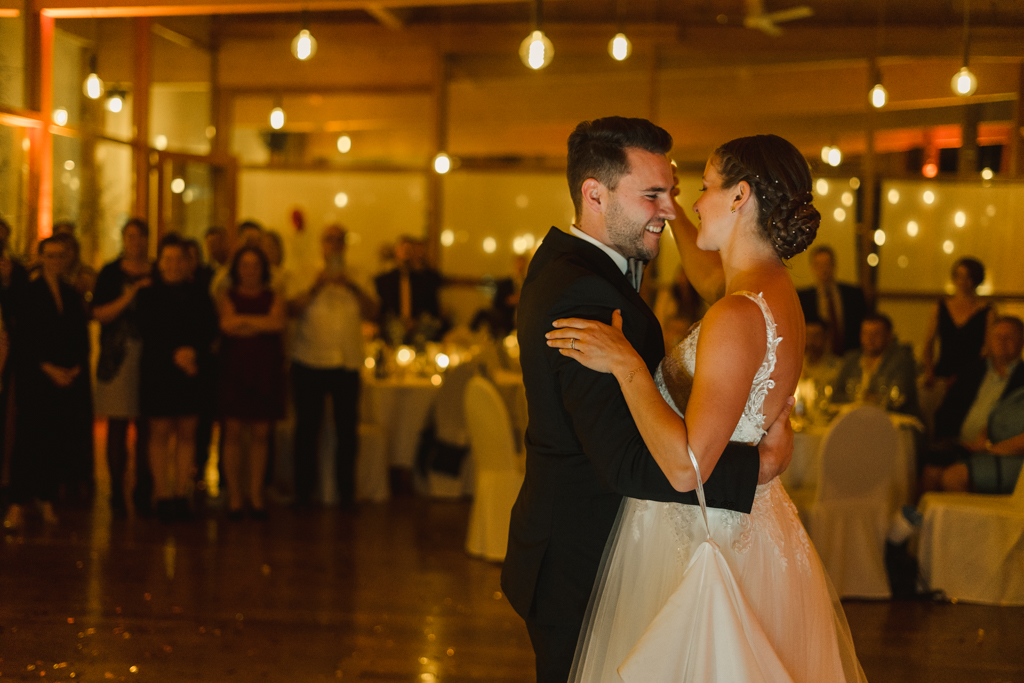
[628,259,644,292]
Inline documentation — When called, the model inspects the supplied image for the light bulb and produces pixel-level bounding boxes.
[520,30,554,70]
[106,92,124,113]
[980,167,993,180]
[820,146,831,163]
[873,229,886,246]
[337,135,352,153]
[869,83,887,108]
[608,33,632,61]
[951,66,977,96]
[269,106,285,130]
[827,147,842,167]
[291,29,317,61]
[52,108,69,126]
[84,72,104,99]
[433,153,451,174]
[170,178,185,194]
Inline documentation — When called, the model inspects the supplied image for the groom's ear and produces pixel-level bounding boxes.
[581,178,607,215]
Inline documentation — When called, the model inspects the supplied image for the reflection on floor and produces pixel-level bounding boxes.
[1,498,1022,682]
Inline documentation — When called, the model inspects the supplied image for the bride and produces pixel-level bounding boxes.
[545,134,868,682]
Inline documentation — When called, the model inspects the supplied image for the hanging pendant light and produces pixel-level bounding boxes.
[83,54,104,100]
[520,0,553,70]
[291,28,317,61]
[291,12,317,61]
[270,105,286,130]
[608,32,632,61]
[951,0,977,96]
[106,89,126,113]
[869,82,888,108]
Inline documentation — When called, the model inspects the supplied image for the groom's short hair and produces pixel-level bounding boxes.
[567,117,673,221]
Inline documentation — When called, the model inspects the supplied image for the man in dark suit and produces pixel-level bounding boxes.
[921,316,1024,494]
[501,117,794,683]
[374,236,443,342]
[831,313,920,416]
[798,244,866,354]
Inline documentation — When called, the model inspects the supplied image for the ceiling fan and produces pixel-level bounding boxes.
[743,0,815,36]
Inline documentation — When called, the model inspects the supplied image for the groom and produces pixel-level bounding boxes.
[501,117,794,682]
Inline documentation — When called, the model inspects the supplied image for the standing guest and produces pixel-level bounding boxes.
[217,246,286,519]
[3,237,92,531]
[137,235,218,523]
[288,225,376,509]
[51,225,97,303]
[205,226,230,298]
[832,313,919,415]
[0,217,28,493]
[0,217,29,324]
[375,236,443,343]
[205,226,230,271]
[211,221,264,300]
[261,230,291,294]
[922,257,995,387]
[92,218,152,517]
[183,238,213,291]
[797,244,866,355]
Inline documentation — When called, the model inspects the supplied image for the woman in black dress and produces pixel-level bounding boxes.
[217,246,286,519]
[137,235,218,523]
[93,218,152,516]
[3,237,92,531]
[922,257,995,387]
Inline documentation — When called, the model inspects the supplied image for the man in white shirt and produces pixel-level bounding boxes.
[288,224,377,508]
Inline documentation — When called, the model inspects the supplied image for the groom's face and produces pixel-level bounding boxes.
[604,148,677,262]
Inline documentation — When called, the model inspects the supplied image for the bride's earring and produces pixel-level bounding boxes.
[730,206,736,213]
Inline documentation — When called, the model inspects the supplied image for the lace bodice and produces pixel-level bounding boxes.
[654,291,782,444]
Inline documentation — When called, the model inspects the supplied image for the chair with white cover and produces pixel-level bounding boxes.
[801,405,900,599]
[427,363,479,498]
[464,376,525,561]
[918,467,1024,605]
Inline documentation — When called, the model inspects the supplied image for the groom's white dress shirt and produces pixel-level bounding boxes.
[569,226,643,291]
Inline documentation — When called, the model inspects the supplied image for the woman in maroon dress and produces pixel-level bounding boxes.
[217,246,286,519]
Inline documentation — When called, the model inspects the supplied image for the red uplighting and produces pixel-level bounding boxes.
[922,163,938,178]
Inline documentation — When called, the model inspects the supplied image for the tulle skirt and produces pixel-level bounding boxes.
[569,479,868,683]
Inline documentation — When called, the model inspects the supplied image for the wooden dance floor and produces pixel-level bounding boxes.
[1,498,1022,682]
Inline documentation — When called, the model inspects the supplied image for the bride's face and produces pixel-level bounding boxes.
[692,156,738,251]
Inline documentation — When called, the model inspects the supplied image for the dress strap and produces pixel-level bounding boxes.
[686,440,712,541]
[731,291,783,438]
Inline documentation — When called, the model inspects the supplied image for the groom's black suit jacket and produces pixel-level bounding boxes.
[501,227,761,633]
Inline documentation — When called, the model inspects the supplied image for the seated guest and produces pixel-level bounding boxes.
[798,245,866,355]
[921,256,995,387]
[802,318,841,388]
[3,237,92,531]
[832,313,919,415]
[217,246,286,520]
[137,235,218,523]
[470,277,518,339]
[920,316,1024,494]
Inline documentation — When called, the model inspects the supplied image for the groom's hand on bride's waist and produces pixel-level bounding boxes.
[756,397,795,484]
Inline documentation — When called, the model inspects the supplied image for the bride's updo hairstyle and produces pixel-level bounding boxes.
[714,134,820,260]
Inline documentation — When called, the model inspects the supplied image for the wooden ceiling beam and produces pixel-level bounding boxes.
[36,0,547,19]
[365,3,404,30]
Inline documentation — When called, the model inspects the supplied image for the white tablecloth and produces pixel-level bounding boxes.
[362,375,442,468]
[784,410,922,507]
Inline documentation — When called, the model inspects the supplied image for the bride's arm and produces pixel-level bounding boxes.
[548,298,767,492]
[669,203,726,304]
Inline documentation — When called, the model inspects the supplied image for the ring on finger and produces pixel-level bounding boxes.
[570,338,576,351]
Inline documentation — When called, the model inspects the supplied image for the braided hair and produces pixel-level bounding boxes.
[714,134,820,260]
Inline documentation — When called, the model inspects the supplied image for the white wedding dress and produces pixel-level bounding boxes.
[569,292,867,683]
